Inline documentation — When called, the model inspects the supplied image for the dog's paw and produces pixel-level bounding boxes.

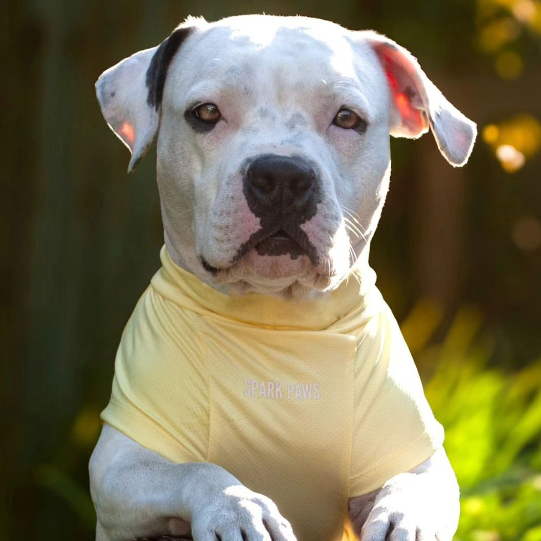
[360,474,456,541]
[190,485,297,541]
[361,509,441,541]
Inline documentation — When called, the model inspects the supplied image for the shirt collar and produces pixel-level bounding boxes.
[151,245,378,331]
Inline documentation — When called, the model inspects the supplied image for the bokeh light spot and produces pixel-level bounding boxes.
[512,0,537,22]
[512,216,541,251]
[471,531,501,541]
[496,144,525,171]
[483,124,500,144]
[71,407,101,447]
[478,18,520,53]
[533,475,541,490]
[483,114,541,171]
[495,50,524,79]
[462,496,486,516]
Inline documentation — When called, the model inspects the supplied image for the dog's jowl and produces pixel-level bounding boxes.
[90,14,475,541]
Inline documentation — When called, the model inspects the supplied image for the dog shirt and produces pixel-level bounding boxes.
[102,246,444,541]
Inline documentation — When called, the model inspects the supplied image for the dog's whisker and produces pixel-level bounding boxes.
[344,217,368,240]
[347,220,368,244]
[342,206,365,227]
[343,207,369,234]
[343,214,363,234]
[344,220,361,240]
[344,220,367,244]
[349,245,361,274]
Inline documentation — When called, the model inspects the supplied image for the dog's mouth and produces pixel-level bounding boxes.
[201,258,221,275]
[201,227,318,275]
[254,229,305,258]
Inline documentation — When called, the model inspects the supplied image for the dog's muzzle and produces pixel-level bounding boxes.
[201,154,323,275]
[232,154,321,263]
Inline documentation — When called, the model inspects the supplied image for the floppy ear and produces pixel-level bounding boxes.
[362,32,476,167]
[96,24,195,172]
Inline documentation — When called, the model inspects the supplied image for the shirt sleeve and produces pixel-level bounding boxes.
[101,286,210,464]
[349,298,444,497]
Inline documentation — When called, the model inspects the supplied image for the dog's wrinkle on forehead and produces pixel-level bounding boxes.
[189,64,257,103]
[225,62,255,81]
[182,39,356,110]
[314,99,339,122]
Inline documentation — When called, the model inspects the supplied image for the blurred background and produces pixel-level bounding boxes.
[2,0,541,539]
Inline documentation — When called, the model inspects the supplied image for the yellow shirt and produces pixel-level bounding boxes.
[102,247,444,541]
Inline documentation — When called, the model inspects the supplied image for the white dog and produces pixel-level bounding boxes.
[90,14,476,541]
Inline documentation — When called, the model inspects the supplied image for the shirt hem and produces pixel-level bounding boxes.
[349,426,444,497]
[101,398,201,464]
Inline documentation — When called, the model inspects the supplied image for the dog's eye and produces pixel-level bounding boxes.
[332,108,367,132]
[193,103,222,124]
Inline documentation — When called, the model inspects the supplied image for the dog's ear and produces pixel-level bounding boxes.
[96,22,198,172]
[361,32,476,167]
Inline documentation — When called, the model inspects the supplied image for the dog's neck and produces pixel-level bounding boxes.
[154,244,378,330]
[163,230,374,300]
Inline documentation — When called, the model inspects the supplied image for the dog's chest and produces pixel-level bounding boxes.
[202,318,357,541]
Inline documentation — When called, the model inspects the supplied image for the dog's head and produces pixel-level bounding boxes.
[97,15,476,296]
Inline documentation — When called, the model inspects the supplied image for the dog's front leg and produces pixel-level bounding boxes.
[90,425,297,541]
[348,448,460,541]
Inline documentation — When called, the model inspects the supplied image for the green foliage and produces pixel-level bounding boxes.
[420,310,541,541]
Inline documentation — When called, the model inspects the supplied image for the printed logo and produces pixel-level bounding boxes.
[244,379,321,400]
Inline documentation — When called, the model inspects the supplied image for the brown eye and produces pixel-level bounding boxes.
[333,108,366,131]
[193,103,222,123]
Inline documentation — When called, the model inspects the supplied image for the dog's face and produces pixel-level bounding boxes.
[159,18,393,295]
[97,15,476,296]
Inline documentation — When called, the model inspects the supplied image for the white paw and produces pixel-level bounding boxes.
[191,485,297,541]
[361,508,439,541]
[360,474,456,541]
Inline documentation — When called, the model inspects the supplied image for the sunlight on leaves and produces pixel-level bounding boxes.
[400,300,541,540]
[477,0,541,85]
[399,298,443,354]
[478,0,541,34]
[424,347,541,537]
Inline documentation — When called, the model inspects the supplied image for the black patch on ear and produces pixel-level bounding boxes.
[146,26,194,110]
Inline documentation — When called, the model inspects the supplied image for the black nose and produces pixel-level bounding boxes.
[244,154,316,215]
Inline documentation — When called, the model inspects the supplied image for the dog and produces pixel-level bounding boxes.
[90,14,476,541]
